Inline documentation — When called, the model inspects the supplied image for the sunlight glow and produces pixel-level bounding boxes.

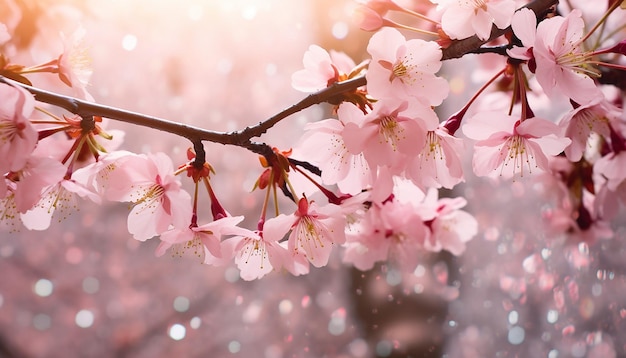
[121,34,137,51]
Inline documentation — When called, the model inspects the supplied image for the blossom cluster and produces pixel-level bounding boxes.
[2,0,626,281]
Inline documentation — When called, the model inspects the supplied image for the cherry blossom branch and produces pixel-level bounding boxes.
[0,75,365,154]
[441,0,558,60]
[0,0,558,160]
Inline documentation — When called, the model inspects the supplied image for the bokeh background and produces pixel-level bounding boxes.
[2,0,626,357]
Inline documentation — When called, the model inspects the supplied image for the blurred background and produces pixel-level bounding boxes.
[1,0,626,357]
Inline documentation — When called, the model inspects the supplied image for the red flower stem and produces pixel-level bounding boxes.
[443,67,505,134]
[516,67,530,121]
[191,181,199,227]
[258,172,274,231]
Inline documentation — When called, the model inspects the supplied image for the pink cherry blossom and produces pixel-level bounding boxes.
[405,125,465,190]
[507,8,536,61]
[533,10,601,104]
[354,0,440,32]
[0,83,37,174]
[58,26,94,100]
[594,150,626,192]
[7,155,66,213]
[156,216,255,264]
[342,212,390,271]
[20,178,101,231]
[463,112,571,179]
[343,97,436,172]
[418,189,478,255]
[353,0,408,32]
[366,27,449,105]
[228,229,292,281]
[71,150,137,199]
[511,9,604,105]
[292,103,373,194]
[264,197,345,268]
[291,44,358,92]
[431,0,516,40]
[559,98,618,161]
[343,196,429,271]
[106,152,192,241]
[595,178,626,220]
[354,5,386,31]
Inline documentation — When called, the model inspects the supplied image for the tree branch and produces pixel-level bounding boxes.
[0,0,558,155]
[238,75,367,139]
[0,75,366,151]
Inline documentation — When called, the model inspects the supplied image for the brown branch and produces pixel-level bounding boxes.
[239,75,366,139]
[0,75,365,152]
[0,76,230,143]
[0,0,558,153]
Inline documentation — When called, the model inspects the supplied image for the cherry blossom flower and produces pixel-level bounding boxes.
[431,0,516,40]
[264,197,345,268]
[595,179,626,220]
[5,155,66,213]
[155,216,256,264]
[291,44,359,92]
[58,26,94,100]
[20,178,101,231]
[366,27,449,105]
[1,155,66,232]
[342,208,390,271]
[417,189,478,255]
[293,112,372,195]
[291,45,371,111]
[354,0,440,33]
[106,152,192,241]
[0,83,37,174]
[559,98,619,161]
[228,229,292,280]
[343,196,429,271]
[509,9,604,105]
[463,112,571,179]
[343,97,437,172]
[354,5,386,31]
[507,8,536,61]
[405,125,465,189]
[72,150,137,199]
[594,150,626,192]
